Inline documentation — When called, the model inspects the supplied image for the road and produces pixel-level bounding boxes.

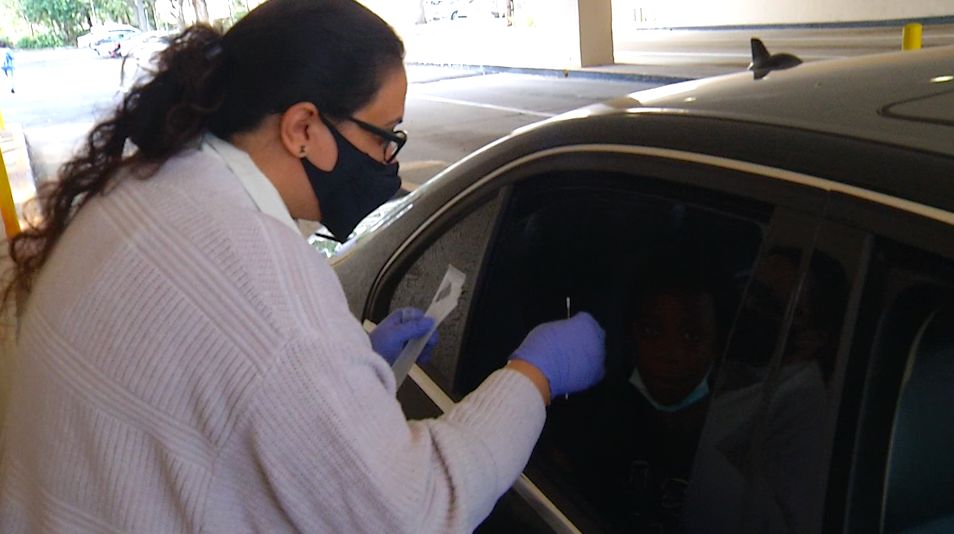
[401,67,659,184]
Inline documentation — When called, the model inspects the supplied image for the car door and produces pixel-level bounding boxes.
[359,144,834,532]
[813,191,954,533]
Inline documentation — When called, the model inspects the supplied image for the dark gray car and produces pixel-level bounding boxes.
[332,45,954,533]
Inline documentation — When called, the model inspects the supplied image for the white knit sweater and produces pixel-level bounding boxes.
[0,147,546,533]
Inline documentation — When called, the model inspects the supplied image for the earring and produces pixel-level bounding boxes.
[299,145,306,157]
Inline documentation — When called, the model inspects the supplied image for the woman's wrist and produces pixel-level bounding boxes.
[506,359,551,405]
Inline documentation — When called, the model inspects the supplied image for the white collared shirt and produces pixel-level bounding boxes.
[200,133,299,233]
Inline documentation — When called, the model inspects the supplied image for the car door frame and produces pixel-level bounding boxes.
[361,140,848,532]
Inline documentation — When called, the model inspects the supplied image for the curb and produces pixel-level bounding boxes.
[406,61,695,84]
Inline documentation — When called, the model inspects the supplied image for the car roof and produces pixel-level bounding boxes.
[575,45,954,159]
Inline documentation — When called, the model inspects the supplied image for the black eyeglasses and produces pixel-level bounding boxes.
[347,116,408,163]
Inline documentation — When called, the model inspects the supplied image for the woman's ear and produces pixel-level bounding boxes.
[278,102,316,157]
[279,102,337,170]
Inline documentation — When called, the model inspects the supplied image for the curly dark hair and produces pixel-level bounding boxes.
[5,0,404,306]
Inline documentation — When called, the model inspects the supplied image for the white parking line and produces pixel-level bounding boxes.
[411,94,556,118]
[623,50,753,58]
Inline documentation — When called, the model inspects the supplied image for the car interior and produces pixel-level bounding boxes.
[453,170,765,532]
[383,164,954,532]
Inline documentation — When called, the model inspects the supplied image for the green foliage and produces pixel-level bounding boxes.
[19,0,89,42]
[96,0,134,26]
[16,32,65,48]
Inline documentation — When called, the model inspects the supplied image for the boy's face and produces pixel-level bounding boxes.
[632,290,718,405]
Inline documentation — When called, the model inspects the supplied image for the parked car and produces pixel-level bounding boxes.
[91,29,140,58]
[77,24,140,49]
[328,43,954,533]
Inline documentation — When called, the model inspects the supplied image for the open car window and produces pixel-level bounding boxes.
[461,170,768,533]
[373,156,841,532]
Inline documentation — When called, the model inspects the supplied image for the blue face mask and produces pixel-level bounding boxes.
[628,367,711,412]
[302,118,401,243]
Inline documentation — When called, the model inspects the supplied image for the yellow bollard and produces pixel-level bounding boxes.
[903,23,923,51]
[0,148,20,238]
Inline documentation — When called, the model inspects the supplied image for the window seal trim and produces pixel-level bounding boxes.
[377,144,954,291]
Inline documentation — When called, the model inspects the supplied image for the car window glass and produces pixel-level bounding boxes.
[885,303,954,533]
[386,193,504,393]
[821,229,954,533]
[459,170,767,533]
[683,211,857,534]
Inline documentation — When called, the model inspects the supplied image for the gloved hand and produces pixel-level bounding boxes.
[510,312,606,398]
[369,307,438,366]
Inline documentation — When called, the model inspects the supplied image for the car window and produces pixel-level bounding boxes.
[681,212,862,534]
[884,303,954,533]
[834,238,954,534]
[369,155,835,532]
[454,170,768,533]
[386,193,504,392]
[807,192,954,533]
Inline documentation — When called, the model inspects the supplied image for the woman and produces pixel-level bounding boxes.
[0,1,605,532]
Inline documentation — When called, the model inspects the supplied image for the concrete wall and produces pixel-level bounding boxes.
[363,0,951,32]
[524,0,614,67]
[617,0,953,27]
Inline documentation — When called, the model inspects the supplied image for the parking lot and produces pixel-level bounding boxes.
[0,48,665,189]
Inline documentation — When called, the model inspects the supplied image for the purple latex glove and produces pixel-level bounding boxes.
[510,312,606,398]
[369,307,438,366]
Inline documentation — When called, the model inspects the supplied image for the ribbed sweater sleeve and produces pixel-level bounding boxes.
[203,208,547,533]
[212,357,544,533]
[0,149,546,534]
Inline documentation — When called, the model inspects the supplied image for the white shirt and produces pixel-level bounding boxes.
[200,133,298,233]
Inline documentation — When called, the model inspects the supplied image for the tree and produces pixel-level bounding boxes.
[193,0,207,22]
[93,0,134,27]
[19,0,88,43]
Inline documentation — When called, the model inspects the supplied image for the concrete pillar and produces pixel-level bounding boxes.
[531,0,614,68]
[576,0,615,67]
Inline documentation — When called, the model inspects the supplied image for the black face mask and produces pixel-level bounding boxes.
[302,119,401,243]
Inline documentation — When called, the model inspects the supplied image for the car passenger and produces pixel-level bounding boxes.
[549,247,734,533]
[604,249,733,533]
